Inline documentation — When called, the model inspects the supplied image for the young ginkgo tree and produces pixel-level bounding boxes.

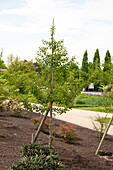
[31,20,80,144]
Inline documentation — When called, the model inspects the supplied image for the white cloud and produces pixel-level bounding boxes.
[0,0,113,65]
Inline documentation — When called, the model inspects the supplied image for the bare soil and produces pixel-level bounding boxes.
[0,110,113,170]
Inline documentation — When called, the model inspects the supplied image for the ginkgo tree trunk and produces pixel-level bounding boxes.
[49,18,54,145]
[32,19,81,144]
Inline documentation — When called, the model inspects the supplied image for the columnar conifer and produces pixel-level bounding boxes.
[93,49,100,70]
[103,50,111,72]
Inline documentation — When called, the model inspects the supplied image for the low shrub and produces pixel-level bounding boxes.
[32,116,49,131]
[92,114,108,140]
[0,96,6,112]
[6,99,25,117]
[57,123,78,143]
[0,104,5,112]
[8,143,66,170]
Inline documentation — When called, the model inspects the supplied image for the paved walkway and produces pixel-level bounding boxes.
[54,109,113,136]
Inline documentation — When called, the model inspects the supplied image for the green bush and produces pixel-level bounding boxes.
[0,95,6,112]
[75,99,86,104]
[73,94,112,107]
[0,104,5,112]
[8,143,66,170]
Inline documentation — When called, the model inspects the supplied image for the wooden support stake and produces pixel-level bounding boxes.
[31,133,35,144]
[95,115,113,155]
[49,104,53,146]
[33,108,49,143]
[33,102,52,143]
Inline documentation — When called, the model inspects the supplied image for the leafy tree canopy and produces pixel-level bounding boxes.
[33,26,80,108]
[5,56,38,94]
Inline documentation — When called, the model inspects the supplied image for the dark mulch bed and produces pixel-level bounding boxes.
[0,110,113,170]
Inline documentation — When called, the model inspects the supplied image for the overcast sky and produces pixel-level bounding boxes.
[0,0,113,66]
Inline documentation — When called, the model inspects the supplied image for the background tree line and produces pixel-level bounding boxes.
[0,48,113,99]
[81,49,112,91]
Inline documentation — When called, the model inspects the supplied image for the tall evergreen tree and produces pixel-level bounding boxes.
[81,50,88,73]
[103,50,111,72]
[80,50,89,90]
[93,49,100,70]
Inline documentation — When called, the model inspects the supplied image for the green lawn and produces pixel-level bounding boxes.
[72,94,113,113]
[96,117,113,125]
[72,105,107,112]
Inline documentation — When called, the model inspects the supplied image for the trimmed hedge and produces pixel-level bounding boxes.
[73,94,112,106]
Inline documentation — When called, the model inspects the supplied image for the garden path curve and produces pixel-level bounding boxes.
[54,109,113,136]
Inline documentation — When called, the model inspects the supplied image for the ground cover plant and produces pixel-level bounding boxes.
[8,143,66,170]
[0,110,113,170]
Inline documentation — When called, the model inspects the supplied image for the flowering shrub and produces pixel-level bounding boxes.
[57,123,78,143]
[6,99,25,117]
[32,117,49,131]
[81,92,103,97]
